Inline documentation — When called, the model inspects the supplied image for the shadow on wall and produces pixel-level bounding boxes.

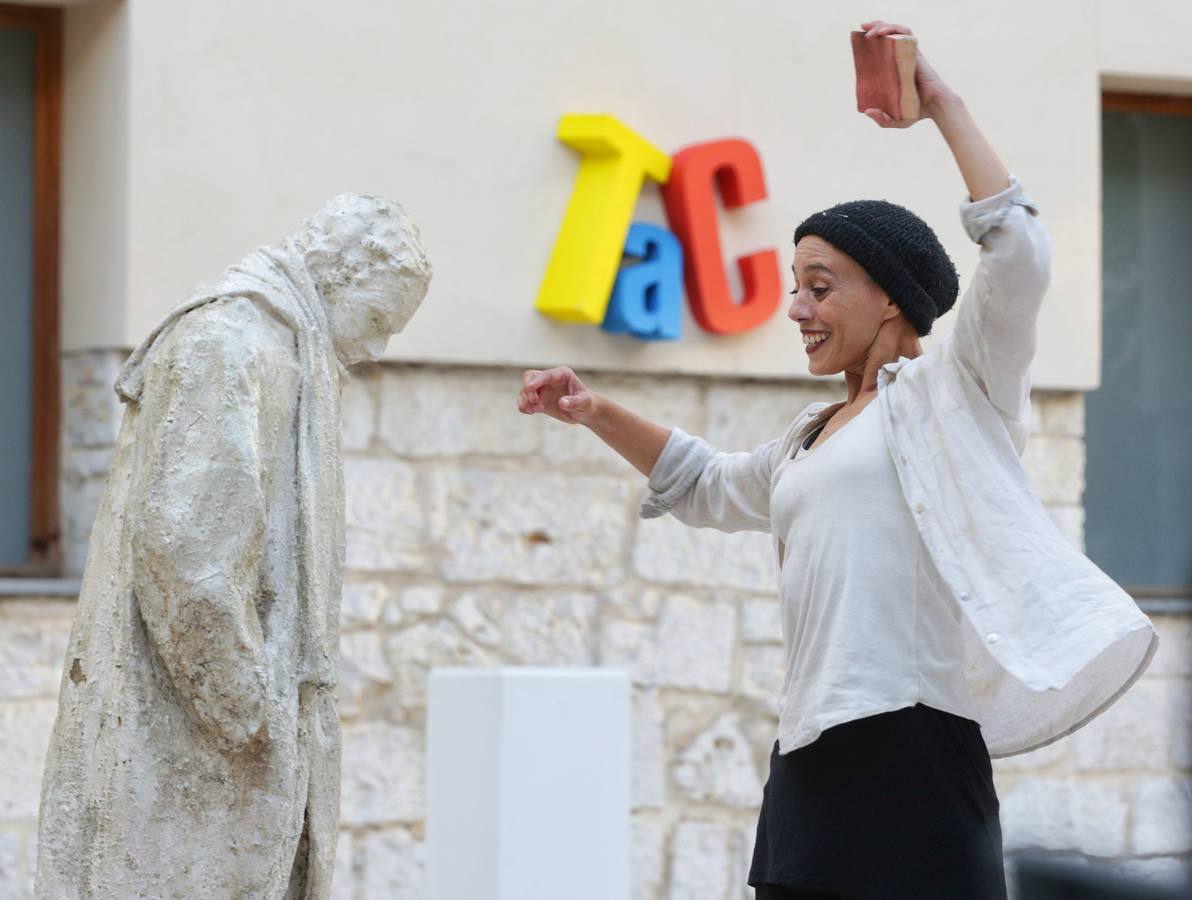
[1013,853,1189,899]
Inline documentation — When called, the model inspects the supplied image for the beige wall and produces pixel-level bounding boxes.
[59,0,1192,388]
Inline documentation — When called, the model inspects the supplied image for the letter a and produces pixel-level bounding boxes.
[536,115,672,324]
[662,139,781,335]
[601,223,684,341]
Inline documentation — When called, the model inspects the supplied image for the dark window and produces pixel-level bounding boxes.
[1087,96,1192,602]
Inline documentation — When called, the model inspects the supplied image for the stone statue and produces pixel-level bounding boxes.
[35,196,432,899]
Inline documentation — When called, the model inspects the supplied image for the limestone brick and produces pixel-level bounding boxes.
[634,515,777,593]
[498,591,599,665]
[673,714,763,808]
[741,598,781,644]
[0,827,23,900]
[1001,778,1128,857]
[60,351,124,448]
[0,603,73,700]
[340,367,377,451]
[739,644,784,709]
[344,457,438,572]
[705,381,839,452]
[632,689,665,809]
[330,830,354,900]
[1170,681,1192,769]
[379,367,539,457]
[449,592,503,647]
[541,376,703,473]
[1045,505,1085,551]
[384,620,497,711]
[337,631,392,718]
[631,817,666,900]
[1022,435,1085,506]
[340,724,424,825]
[1112,856,1190,890]
[669,821,733,900]
[1034,392,1085,439]
[0,700,57,820]
[399,584,444,617]
[357,827,425,899]
[1149,615,1192,677]
[1072,679,1168,771]
[441,470,628,586]
[1131,778,1192,855]
[601,595,735,692]
[340,579,392,628]
[60,447,115,576]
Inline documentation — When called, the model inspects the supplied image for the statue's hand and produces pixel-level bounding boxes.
[518,366,601,426]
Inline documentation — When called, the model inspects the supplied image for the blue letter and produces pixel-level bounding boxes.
[601,223,683,341]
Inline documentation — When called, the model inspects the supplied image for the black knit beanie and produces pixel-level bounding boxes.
[793,200,958,336]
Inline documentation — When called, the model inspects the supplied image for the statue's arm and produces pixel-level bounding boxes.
[129,309,275,753]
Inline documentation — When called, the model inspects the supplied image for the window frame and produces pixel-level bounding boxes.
[0,4,61,576]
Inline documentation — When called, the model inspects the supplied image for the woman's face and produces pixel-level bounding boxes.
[788,236,899,376]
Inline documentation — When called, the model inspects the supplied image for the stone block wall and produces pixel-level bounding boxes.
[0,351,1188,897]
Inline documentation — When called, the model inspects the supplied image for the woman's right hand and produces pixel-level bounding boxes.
[518,366,600,426]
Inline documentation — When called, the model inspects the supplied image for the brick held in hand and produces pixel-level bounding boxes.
[851,32,921,121]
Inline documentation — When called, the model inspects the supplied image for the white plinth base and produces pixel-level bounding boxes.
[426,667,631,900]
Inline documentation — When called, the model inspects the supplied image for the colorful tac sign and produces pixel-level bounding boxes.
[536,114,782,341]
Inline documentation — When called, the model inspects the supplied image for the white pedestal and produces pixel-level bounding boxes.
[426,667,631,900]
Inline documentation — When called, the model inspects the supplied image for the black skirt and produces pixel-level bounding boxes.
[749,704,1007,900]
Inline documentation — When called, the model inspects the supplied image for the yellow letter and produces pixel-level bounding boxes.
[536,114,672,324]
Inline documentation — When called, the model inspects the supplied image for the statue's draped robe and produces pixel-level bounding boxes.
[36,246,346,899]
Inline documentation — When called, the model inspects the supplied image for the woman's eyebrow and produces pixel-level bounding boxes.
[793,262,837,277]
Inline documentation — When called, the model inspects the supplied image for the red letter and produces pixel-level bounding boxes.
[662,139,781,335]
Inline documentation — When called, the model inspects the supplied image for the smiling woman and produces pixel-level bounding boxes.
[518,19,1157,900]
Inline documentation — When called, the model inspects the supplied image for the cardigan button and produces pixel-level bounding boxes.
[958,591,971,602]
[986,632,1000,644]
[914,502,926,514]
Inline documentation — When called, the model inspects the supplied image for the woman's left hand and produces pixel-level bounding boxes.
[858,20,955,127]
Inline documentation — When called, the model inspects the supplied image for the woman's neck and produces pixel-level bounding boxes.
[843,327,924,404]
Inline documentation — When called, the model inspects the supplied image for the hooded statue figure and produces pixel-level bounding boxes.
[34,195,432,899]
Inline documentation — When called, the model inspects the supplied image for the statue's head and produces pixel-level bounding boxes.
[293,194,432,365]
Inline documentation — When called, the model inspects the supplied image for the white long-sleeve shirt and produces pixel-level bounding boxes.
[642,176,1158,758]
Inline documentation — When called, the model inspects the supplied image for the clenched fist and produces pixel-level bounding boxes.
[517,366,601,426]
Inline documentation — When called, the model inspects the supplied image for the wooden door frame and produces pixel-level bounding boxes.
[0,4,61,573]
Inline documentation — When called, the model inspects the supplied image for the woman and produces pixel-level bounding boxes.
[518,21,1156,900]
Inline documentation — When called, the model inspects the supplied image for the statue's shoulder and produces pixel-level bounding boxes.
[168,296,300,377]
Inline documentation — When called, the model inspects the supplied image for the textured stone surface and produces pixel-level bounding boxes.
[991,738,1068,773]
[739,644,785,709]
[384,620,497,710]
[741,598,781,644]
[1001,778,1128,857]
[357,827,425,899]
[1034,392,1084,438]
[380,367,539,457]
[0,605,72,700]
[1045,505,1085,551]
[1149,615,1192,676]
[1131,778,1192,855]
[0,827,23,900]
[633,690,666,809]
[59,447,115,576]
[344,457,436,572]
[1022,435,1086,506]
[340,368,378,451]
[634,515,777,592]
[706,381,838,452]
[441,470,628,585]
[673,714,763,808]
[60,351,124,448]
[337,631,392,718]
[1170,681,1192,769]
[0,701,56,820]
[499,591,598,665]
[340,579,392,628]
[340,725,425,825]
[669,821,733,900]
[1072,679,1168,771]
[631,817,666,900]
[602,595,736,692]
[330,831,354,900]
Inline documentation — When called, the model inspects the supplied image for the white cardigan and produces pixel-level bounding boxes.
[642,176,1158,758]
